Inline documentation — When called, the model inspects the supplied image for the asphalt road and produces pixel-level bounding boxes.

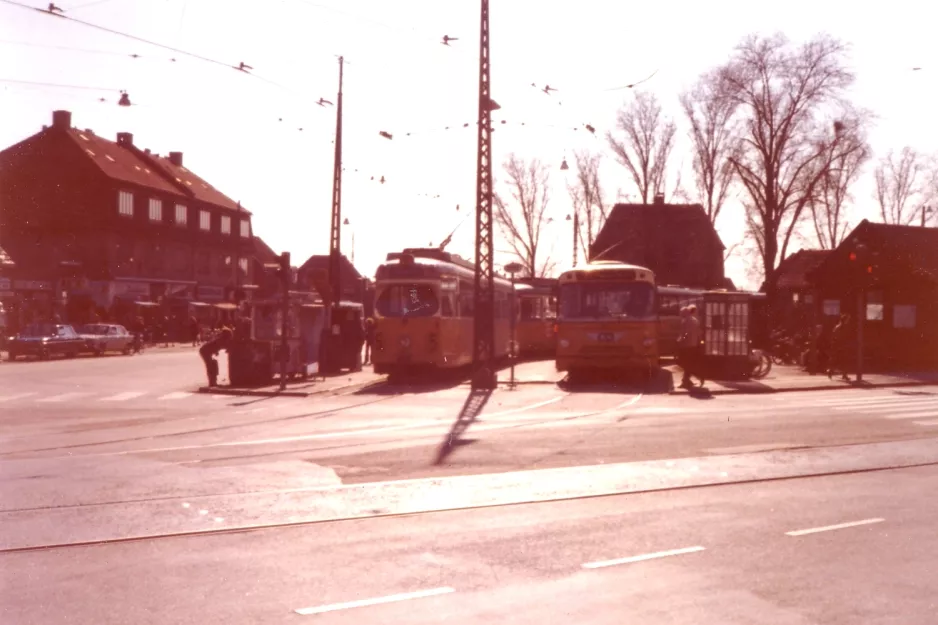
[3,463,936,624]
[3,353,938,623]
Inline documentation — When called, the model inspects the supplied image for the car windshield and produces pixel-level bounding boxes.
[559,281,655,320]
[375,284,439,318]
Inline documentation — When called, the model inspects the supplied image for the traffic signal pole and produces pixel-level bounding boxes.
[856,288,864,383]
[279,251,291,391]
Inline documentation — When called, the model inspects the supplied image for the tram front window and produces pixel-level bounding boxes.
[559,282,655,320]
[376,284,440,317]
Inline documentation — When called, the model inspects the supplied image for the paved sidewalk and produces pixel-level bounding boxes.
[668,364,938,395]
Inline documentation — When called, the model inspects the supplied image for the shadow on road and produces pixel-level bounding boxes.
[353,367,470,395]
[558,367,674,395]
[433,388,493,465]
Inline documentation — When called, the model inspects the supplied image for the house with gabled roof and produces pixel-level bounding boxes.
[588,195,729,290]
[0,109,257,327]
[807,220,938,370]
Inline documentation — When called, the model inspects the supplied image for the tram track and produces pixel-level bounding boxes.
[0,393,405,458]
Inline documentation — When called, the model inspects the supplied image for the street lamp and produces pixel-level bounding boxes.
[504,261,524,389]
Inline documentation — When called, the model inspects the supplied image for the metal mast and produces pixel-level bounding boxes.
[471,0,496,389]
[328,56,345,309]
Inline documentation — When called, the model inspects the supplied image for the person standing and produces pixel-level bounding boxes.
[363,317,375,365]
[198,327,232,387]
[678,305,704,388]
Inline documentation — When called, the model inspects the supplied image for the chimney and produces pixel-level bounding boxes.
[51,110,72,130]
[116,132,133,146]
[168,151,183,167]
[653,192,665,206]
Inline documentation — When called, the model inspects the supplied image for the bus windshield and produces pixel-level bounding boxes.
[559,281,655,320]
[375,284,439,318]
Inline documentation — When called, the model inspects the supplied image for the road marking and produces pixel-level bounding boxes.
[480,396,563,418]
[884,410,938,420]
[832,399,938,411]
[705,443,801,455]
[626,406,682,415]
[158,392,193,400]
[582,546,705,569]
[785,517,884,537]
[295,587,456,616]
[100,391,146,402]
[36,392,90,403]
[0,392,37,402]
[102,420,444,456]
[913,419,938,426]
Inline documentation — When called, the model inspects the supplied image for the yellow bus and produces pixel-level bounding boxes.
[555,261,658,378]
[372,248,513,376]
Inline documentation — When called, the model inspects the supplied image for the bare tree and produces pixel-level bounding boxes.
[606,91,677,204]
[873,146,925,225]
[715,33,867,294]
[809,117,870,248]
[566,150,609,261]
[680,70,740,224]
[494,154,553,277]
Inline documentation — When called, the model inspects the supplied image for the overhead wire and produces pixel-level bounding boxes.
[0,0,304,94]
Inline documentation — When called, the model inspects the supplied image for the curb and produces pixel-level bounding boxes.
[669,378,937,396]
[198,375,388,398]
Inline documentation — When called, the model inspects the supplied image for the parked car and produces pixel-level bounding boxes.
[7,323,86,361]
[77,323,134,355]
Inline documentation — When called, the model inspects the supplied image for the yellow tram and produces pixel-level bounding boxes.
[555,261,658,377]
[513,279,557,358]
[372,248,513,375]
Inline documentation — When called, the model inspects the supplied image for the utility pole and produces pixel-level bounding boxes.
[922,204,932,228]
[471,0,497,390]
[572,211,579,267]
[325,56,344,374]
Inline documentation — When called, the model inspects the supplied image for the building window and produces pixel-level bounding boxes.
[822,300,840,316]
[221,215,231,235]
[792,292,800,304]
[200,210,211,231]
[148,198,162,221]
[240,219,250,238]
[894,304,916,329]
[175,204,187,226]
[866,290,884,321]
[238,257,249,275]
[118,191,134,217]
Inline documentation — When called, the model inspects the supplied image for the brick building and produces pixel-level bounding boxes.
[588,195,729,289]
[0,110,258,331]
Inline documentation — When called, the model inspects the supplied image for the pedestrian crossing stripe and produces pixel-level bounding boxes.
[100,391,146,402]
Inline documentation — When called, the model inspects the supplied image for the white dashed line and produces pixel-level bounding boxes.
[100,391,146,402]
[295,587,456,616]
[36,392,90,403]
[158,391,193,400]
[481,396,563,418]
[0,392,37,402]
[913,419,938,426]
[785,517,884,537]
[582,546,706,569]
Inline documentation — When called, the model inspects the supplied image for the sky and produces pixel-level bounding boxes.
[1,0,936,291]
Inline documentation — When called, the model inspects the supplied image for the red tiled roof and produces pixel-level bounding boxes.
[64,128,246,213]
[67,129,179,195]
[775,249,831,289]
[151,154,246,213]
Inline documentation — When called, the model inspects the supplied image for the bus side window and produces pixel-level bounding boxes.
[459,280,474,317]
